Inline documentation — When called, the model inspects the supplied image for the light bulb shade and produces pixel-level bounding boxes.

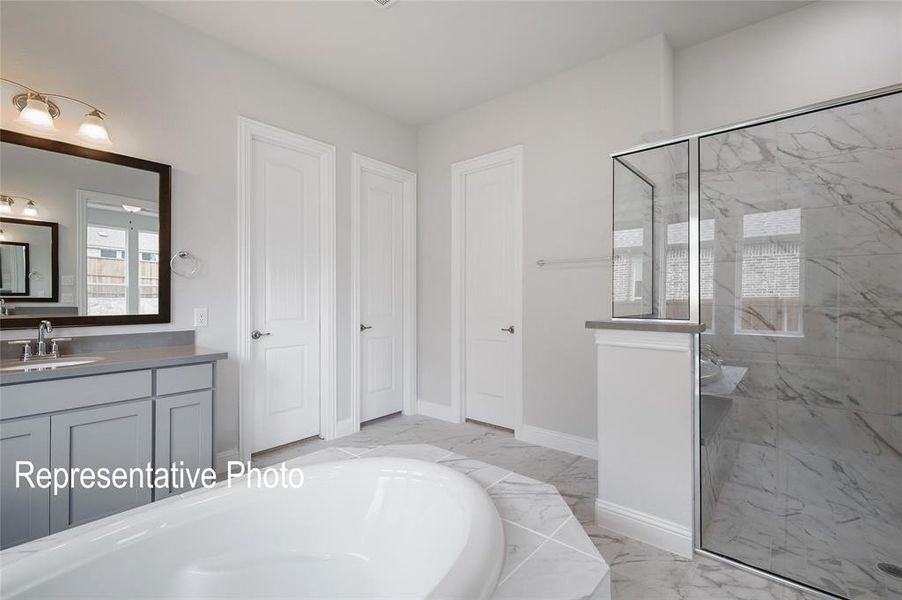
[17,97,56,130]
[0,197,12,214]
[78,110,111,144]
[22,200,38,217]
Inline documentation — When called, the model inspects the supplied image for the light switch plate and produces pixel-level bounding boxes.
[61,275,74,287]
[193,307,209,328]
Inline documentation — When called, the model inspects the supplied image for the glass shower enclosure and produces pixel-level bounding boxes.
[612,86,902,599]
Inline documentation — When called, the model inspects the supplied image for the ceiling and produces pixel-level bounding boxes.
[147,1,807,125]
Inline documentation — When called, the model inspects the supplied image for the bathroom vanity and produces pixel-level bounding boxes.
[0,342,226,549]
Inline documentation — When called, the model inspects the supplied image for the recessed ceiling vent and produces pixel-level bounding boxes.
[371,0,399,8]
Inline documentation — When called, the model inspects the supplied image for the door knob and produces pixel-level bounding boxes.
[360,324,373,332]
[251,330,271,340]
[501,326,515,334]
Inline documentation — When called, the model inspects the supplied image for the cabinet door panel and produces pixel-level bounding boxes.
[154,390,213,499]
[0,417,50,549]
[50,400,152,533]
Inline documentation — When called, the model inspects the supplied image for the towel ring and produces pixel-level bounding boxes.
[170,250,199,278]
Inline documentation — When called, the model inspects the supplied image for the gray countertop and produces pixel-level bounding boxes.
[0,345,227,385]
[585,320,706,334]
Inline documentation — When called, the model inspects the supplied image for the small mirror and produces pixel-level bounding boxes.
[0,241,30,295]
[0,218,57,300]
[0,130,170,328]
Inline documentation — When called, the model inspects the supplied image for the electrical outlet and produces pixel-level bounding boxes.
[61,293,74,304]
[61,275,74,287]
[193,307,209,328]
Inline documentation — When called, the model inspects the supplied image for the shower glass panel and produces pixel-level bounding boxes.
[698,90,902,599]
[613,141,690,319]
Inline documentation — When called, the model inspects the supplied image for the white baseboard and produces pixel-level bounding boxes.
[416,399,458,423]
[595,498,693,558]
[516,424,597,459]
[215,448,240,474]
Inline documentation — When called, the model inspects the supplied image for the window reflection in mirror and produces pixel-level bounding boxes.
[0,242,30,295]
[0,139,161,322]
[82,195,159,316]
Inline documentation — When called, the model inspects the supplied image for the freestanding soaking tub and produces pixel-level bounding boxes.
[0,457,505,599]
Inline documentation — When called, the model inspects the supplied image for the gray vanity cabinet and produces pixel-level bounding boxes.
[0,353,223,549]
[49,400,153,533]
[154,390,213,499]
[0,416,50,548]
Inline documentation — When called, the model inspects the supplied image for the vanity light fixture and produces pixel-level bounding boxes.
[0,196,14,214]
[121,204,143,213]
[1,78,112,145]
[78,110,112,144]
[17,94,58,129]
[22,200,38,217]
[0,229,5,241]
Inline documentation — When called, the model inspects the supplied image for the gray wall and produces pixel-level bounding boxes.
[0,1,418,456]
[417,35,675,439]
[675,1,902,133]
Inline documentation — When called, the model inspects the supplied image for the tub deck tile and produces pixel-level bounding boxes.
[296,443,610,600]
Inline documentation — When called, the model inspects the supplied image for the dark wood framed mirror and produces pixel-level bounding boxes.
[0,217,57,300]
[0,129,171,329]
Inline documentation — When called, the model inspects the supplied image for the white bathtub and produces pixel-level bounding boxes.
[0,457,505,599]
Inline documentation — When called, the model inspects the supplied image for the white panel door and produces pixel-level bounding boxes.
[464,162,518,429]
[251,138,321,452]
[359,169,404,422]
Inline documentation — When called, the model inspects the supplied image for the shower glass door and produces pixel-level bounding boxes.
[698,90,902,599]
[613,141,690,320]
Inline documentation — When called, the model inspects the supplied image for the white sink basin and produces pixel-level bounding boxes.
[0,357,104,373]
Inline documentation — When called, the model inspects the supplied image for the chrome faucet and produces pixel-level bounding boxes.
[37,320,52,356]
[6,320,71,362]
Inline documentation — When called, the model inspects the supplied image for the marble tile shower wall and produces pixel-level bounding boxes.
[698,92,902,599]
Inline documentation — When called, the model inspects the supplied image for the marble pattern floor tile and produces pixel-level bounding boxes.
[437,452,512,487]
[250,414,839,600]
[358,443,453,461]
[493,536,609,599]
[488,473,575,536]
[553,515,600,557]
[500,520,546,580]
[282,435,609,599]
[281,447,354,466]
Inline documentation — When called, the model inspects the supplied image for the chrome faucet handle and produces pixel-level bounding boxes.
[7,339,33,359]
[50,337,71,355]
